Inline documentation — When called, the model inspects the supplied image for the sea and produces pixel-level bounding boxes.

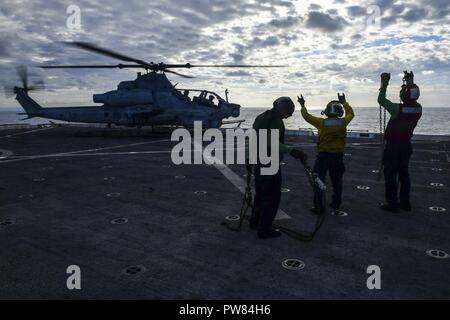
[1,106,449,136]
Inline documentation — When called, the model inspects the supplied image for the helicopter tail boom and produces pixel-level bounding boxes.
[15,88,44,115]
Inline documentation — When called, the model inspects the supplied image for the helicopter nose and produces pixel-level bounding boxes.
[219,101,240,118]
[227,103,241,118]
[231,105,240,117]
[230,103,240,117]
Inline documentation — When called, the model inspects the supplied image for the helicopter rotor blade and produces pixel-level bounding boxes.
[40,63,194,78]
[185,64,285,68]
[4,66,45,98]
[63,42,154,68]
[3,86,16,98]
[158,63,285,69]
[164,70,195,79]
[41,64,145,69]
[48,42,285,71]
[28,78,45,91]
[16,65,28,90]
[40,63,285,70]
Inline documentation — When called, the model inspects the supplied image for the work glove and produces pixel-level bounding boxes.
[290,148,308,163]
[297,94,306,108]
[337,93,346,104]
[403,70,414,85]
[380,72,390,87]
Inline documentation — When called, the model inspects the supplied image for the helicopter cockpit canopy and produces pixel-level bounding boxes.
[174,89,223,107]
[171,88,238,117]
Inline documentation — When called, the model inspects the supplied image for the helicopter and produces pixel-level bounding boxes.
[7,42,283,129]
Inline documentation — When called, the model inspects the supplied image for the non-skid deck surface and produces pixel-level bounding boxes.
[0,126,449,299]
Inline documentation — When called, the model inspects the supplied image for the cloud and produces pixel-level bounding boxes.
[268,16,301,28]
[390,4,406,15]
[305,11,348,32]
[229,35,281,63]
[251,36,280,48]
[308,3,322,10]
[229,52,245,63]
[347,5,366,17]
[292,72,306,77]
[324,63,347,72]
[402,7,428,22]
[330,43,352,50]
[0,0,449,109]
[225,70,251,77]
[0,36,11,57]
[374,0,395,9]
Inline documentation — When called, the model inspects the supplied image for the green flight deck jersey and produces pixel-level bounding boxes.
[252,109,293,159]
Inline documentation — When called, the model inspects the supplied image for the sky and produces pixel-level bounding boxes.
[0,0,449,109]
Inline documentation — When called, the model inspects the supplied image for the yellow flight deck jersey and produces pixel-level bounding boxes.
[301,102,354,153]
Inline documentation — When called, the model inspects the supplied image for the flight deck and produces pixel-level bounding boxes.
[0,125,449,299]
